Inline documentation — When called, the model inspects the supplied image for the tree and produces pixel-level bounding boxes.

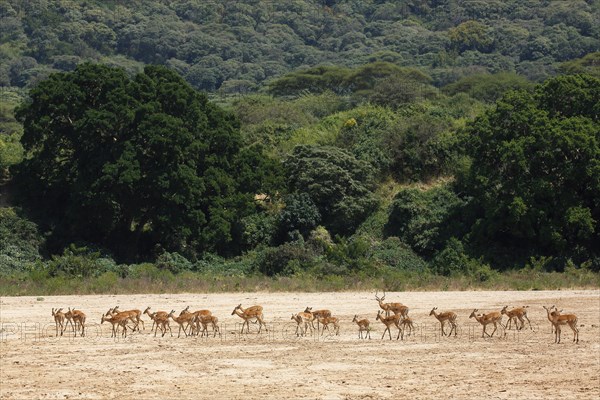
[284,145,378,236]
[459,74,600,266]
[14,63,276,261]
[274,193,321,244]
[385,185,467,258]
[448,21,492,54]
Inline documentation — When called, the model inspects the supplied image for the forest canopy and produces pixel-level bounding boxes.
[1,0,599,283]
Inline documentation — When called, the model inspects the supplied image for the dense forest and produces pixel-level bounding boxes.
[0,0,599,290]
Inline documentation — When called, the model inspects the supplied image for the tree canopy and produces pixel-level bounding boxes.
[459,74,600,266]
[14,63,278,261]
[285,145,378,236]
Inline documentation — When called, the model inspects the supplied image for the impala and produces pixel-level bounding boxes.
[400,315,415,337]
[501,306,532,331]
[429,307,457,337]
[543,306,579,344]
[101,312,130,338]
[352,315,371,339]
[64,308,86,337]
[316,316,339,336]
[51,308,66,337]
[153,310,174,338]
[197,314,220,338]
[305,307,331,332]
[232,304,267,334]
[291,314,308,337]
[111,305,145,331]
[144,307,169,333]
[375,291,408,318]
[292,310,314,336]
[469,309,503,338]
[181,307,212,336]
[169,309,196,337]
[376,310,403,340]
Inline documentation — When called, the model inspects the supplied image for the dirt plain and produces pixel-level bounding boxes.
[0,290,599,400]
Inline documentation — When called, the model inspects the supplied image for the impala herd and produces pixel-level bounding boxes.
[49,292,580,344]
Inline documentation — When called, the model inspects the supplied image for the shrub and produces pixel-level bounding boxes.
[430,238,496,281]
[369,237,428,272]
[0,208,43,273]
[45,245,106,278]
[253,242,316,276]
[385,184,467,257]
[155,251,193,274]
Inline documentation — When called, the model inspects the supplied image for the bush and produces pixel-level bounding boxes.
[430,238,496,282]
[92,271,119,292]
[253,242,316,276]
[45,245,107,278]
[0,208,43,273]
[369,237,429,272]
[155,251,193,274]
[385,184,467,257]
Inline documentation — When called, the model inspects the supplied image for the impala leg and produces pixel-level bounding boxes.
[524,315,532,330]
[490,322,497,337]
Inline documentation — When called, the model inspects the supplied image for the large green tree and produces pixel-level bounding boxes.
[14,63,277,260]
[460,74,600,267]
[284,145,378,236]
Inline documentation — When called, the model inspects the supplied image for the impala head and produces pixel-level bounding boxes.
[501,306,508,315]
[469,309,478,319]
[352,315,359,323]
[231,304,242,315]
[304,307,312,313]
[375,291,386,303]
[179,305,190,316]
[101,313,107,324]
[113,305,120,313]
[429,307,438,316]
[143,306,151,315]
[168,310,176,318]
[376,310,383,321]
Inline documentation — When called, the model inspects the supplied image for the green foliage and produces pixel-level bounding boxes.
[430,238,496,282]
[274,193,321,244]
[559,52,600,78]
[448,21,492,54]
[44,245,105,278]
[385,184,467,258]
[155,251,193,274]
[368,236,428,272]
[442,72,534,103]
[460,74,600,267]
[1,0,598,93]
[383,108,462,182]
[253,242,316,277]
[14,63,277,261]
[0,207,43,273]
[285,145,378,235]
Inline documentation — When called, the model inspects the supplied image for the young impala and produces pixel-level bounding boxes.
[501,306,532,331]
[469,309,503,338]
[232,304,267,334]
[376,310,403,340]
[352,315,371,339]
[429,307,458,337]
[543,306,579,344]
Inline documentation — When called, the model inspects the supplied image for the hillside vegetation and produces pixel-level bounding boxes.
[1,1,599,293]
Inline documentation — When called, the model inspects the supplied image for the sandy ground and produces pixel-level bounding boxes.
[0,290,599,399]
